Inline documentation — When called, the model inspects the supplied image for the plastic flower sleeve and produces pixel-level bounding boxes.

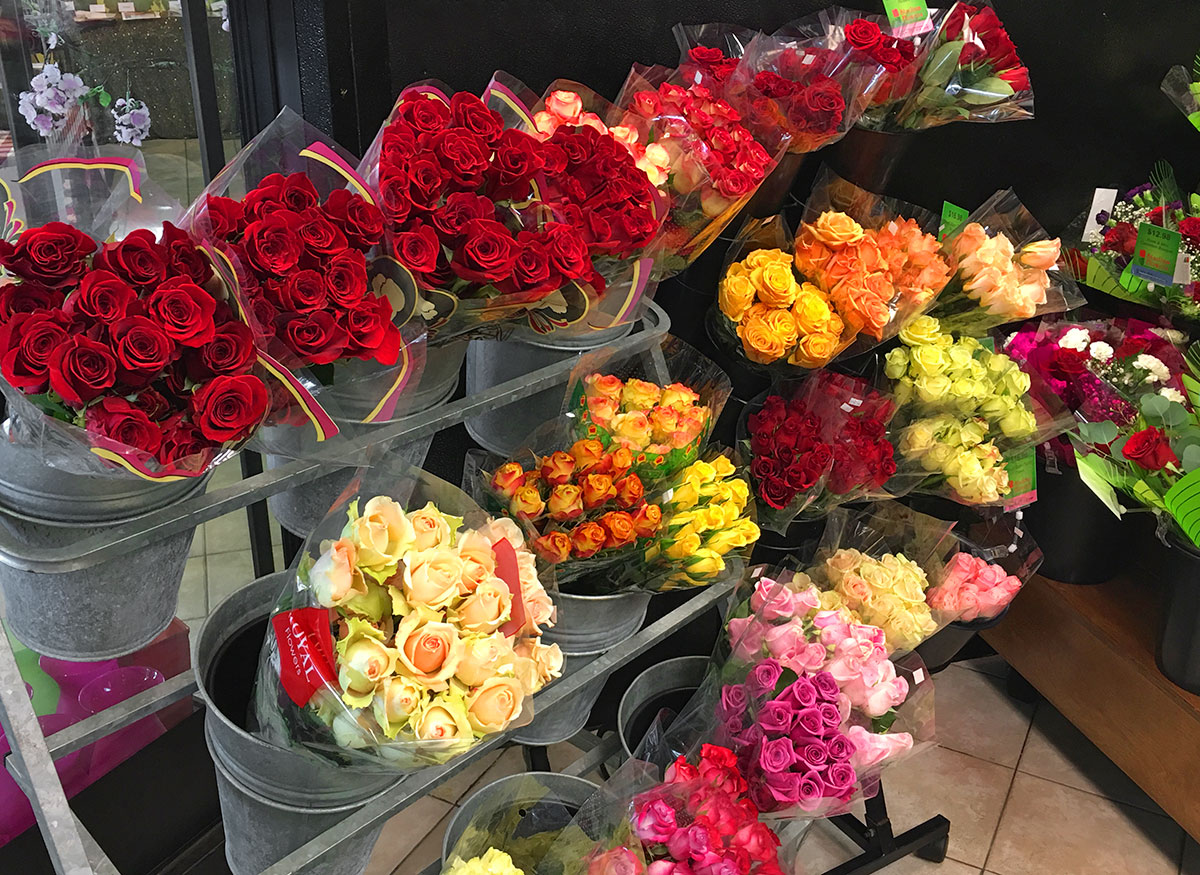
[930,188,1084,336]
[249,459,561,772]
[1161,62,1200,132]
[0,148,276,480]
[927,513,1042,622]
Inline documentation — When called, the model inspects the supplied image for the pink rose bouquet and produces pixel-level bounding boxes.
[926,551,1023,622]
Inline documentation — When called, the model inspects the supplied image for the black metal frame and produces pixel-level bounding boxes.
[825,789,950,875]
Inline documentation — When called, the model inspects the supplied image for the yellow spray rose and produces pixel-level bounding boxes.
[444,849,527,875]
[898,315,944,347]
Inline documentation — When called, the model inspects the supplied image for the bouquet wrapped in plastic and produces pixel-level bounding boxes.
[357,74,667,343]
[183,108,427,443]
[929,188,1082,336]
[1161,56,1200,132]
[0,148,273,480]
[928,514,1043,622]
[885,315,1075,505]
[250,462,561,770]
[712,169,953,371]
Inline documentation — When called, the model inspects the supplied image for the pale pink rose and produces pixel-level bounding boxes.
[763,620,804,661]
[863,674,910,718]
[751,578,796,621]
[728,616,765,660]
[847,725,914,770]
[793,585,822,614]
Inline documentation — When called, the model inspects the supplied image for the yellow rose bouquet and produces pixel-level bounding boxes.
[251,464,561,770]
[884,315,1075,506]
[929,188,1084,337]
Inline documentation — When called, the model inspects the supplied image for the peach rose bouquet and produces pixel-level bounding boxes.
[929,188,1083,335]
[251,466,560,770]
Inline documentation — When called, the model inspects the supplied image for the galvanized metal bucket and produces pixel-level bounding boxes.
[617,656,709,759]
[197,572,404,875]
[509,652,605,746]
[441,772,598,867]
[463,324,633,456]
[0,442,209,660]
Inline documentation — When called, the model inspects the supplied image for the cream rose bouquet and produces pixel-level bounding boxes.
[251,466,561,770]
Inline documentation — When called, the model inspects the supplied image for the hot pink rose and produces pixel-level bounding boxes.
[632,798,677,843]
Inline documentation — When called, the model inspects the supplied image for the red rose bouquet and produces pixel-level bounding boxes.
[0,157,270,478]
[186,108,426,433]
[358,74,665,342]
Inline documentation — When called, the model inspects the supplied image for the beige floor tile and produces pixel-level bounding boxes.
[1018,705,1163,815]
[177,556,207,619]
[204,511,251,554]
[205,549,255,606]
[392,805,457,874]
[956,654,1009,679]
[208,459,244,489]
[431,749,503,803]
[878,856,981,874]
[933,666,1034,767]
[987,772,1181,875]
[880,745,1013,868]
[547,741,586,771]
[463,745,526,798]
[364,796,453,875]
[189,525,206,557]
[789,814,980,874]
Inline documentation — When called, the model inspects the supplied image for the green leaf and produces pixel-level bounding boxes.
[1074,450,1127,518]
[26,392,74,423]
[97,90,112,108]
[961,77,1015,105]
[922,40,966,88]
[1133,478,1167,510]
[1077,420,1119,446]
[1182,444,1200,473]
[871,709,899,734]
[1141,392,1171,420]
[1183,372,1200,408]
[1151,160,1183,210]
[1164,401,1191,428]
[772,667,799,699]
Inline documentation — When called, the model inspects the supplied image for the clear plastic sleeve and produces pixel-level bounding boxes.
[0,146,273,480]
[1161,63,1200,132]
[927,513,1042,622]
[249,459,562,772]
[930,188,1085,337]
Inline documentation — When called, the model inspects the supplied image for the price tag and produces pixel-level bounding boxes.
[1081,187,1118,241]
[117,1,135,10]
[1129,223,1182,285]
[886,0,933,36]
[1003,447,1038,511]
[939,201,969,242]
[89,3,107,11]
[1174,251,1192,285]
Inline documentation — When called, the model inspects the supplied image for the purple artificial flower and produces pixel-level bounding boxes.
[1095,209,1110,225]
[758,736,797,774]
[746,659,784,695]
[756,700,795,736]
[812,671,841,702]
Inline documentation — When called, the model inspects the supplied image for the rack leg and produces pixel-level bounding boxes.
[241,451,276,578]
[522,745,552,772]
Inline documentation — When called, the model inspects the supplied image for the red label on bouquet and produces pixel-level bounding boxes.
[272,608,338,706]
[493,538,528,638]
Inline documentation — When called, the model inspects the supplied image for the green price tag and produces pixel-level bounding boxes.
[1129,222,1182,286]
[939,201,969,242]
[886,0,929,27]
[1003,447,1037,511]
[978,336,996,353]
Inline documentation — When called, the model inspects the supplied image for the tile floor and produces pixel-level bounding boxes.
[177,473,1200,875]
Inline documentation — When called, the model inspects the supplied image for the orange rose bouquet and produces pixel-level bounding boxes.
[251,464,560,770]
[929,188,1084,336]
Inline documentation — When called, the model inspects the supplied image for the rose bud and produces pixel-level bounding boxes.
[523,469,542,487]
[509,484,546,520]
[533,531,572,563]
[539,450,576,485]
[570,438,609,474]
[609,446,634,478]
[547,483,584,521]
[581,473,617,510]
[371,675,424,734]
[599,511,637,549]
[632,503,663,538]
[614,474,645,509]
[570,521,607,558]
[491,462,525,499]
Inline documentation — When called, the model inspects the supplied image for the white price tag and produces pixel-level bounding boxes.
[912,668,926,685]
[89,3,107,11]
[118,1,135,10]
[1082,187,1119,241]
[1174,251,1191,285]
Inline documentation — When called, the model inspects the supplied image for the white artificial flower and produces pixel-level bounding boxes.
[1134,353,1171,385]
[1160,387,1187,405]
[1057,327,1090,352]
[1088,341,1114,362]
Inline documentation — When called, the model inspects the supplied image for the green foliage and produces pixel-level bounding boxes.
[1077,420,1118,446]
[923,41,966,88]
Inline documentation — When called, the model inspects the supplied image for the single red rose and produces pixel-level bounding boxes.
[1122,426,1178,471]
[396,95,452,134]
[380,123,419,164]
[111,315,177,386]
[47,334,117,406]
[322,189,384,249]
[146,278,217,348]
[874,44,905,69]
[190,373,269,443]
[942,4,970,39]
[395,222,442,275]
[1048,347,1087,380]
[487,128,544,202]
[276,269,328,313]
[1146,206,1165,227]
[324,250,369,308]
[431,192,495,240]
[449,219,519,284]
[1180,217,1200,246]
[296,207,349,256]
[845,18,883,51]
[998,65,1031,92]
[792,78,845,134]
[429,128,490,190]
[63,269,136,323]
[93,228,168,289]
[0,223,97,289]
[715,167,757,199]
[247,293,279,337]
[340,294,402,365]
[205,195,245,239]
[241,174,286,220]
[276,310,349,365]
[85,396,163,454]
[156,416,213,470]
[0,281,64,323]
[754,71,799,99]
[688,46,729,68]
[279,173,320,213]
[758,474,797,510]
[1101,222,1137,257]
[159,222,215,285]
[378,171,414,226]
[193,321,257,377]
[242,211,305,276]
[130,386,174,420]
[540,222,590,280]
[405,156,449,211]
[501,234,561,295]
[449,91,504,144]
[0,310,69,393]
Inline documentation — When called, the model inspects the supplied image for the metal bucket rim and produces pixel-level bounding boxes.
[6,609,177,663]
[0,469,212,528]
[441,771,598,863]
[617,655,709,760]
[555,590,653,605]
[511,322,635,352]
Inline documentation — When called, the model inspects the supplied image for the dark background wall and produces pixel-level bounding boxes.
[380,0,1200,235]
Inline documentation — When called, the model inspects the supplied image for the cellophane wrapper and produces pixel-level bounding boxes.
[250,460,561,772]
[182,107,428,451]
[927,514,1043,622]
[737,371,926,533]
[888,0,1035,131]
[930,189,1084,337]
[441,773,600,874]
[1161,64,1200,132]
[0,146,274,479]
